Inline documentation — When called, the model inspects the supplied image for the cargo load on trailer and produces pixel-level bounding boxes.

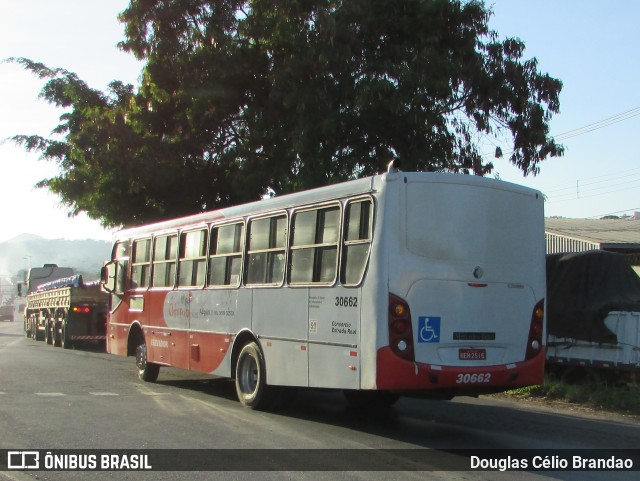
[22,264,74,295]
[20,265,108,348]
[546,251,640,373]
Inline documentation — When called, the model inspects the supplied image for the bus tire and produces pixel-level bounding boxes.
[136,341,160,382]
[235,342,275,410]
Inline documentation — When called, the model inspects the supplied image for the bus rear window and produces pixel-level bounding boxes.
[405,183,540,264]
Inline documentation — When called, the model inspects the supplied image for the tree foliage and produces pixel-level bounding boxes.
[10,0,563,228]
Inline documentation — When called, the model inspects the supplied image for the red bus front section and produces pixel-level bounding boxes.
[107,289,234,375]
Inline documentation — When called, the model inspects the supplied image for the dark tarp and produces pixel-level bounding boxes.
[546,250,640,344]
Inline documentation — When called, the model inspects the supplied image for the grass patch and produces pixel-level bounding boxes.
[503,368,640,416]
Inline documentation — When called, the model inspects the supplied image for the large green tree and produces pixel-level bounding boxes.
[11,0,563,228]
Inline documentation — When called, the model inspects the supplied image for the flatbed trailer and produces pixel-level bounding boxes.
[547,311,640,374]
[545,251,640,378]
[25,275,108,348]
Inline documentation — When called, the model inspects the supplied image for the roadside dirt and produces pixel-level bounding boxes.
[486,392,640,424]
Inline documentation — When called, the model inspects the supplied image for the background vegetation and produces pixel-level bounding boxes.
[10,0,562,228]
[504,368,640,416]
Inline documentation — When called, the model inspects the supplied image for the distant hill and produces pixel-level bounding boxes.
[0,235,111,281]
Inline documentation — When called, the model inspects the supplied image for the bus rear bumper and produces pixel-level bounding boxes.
[376,346,546,393]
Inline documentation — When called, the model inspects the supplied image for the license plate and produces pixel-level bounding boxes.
[459,348,486,360]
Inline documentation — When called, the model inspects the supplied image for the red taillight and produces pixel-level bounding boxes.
[72,306,92,314]
[388,293,415,362]
[391,319,410,335]
[525,299,545,360]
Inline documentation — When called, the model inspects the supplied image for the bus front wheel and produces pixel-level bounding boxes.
[235,342,275,410]
[136,341,160,382]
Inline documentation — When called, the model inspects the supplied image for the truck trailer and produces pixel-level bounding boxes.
[546,251,640,377]
[21,265,108,348]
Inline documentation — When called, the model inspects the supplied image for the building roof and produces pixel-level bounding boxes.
[545,218,640,249]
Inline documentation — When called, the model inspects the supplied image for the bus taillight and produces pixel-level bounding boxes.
[525,299,545,360]
[388,294,415,362]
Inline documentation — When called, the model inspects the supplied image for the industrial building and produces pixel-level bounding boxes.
[545,217,640,275]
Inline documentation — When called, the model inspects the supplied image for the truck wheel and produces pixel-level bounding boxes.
[33,321,43,341]
[54,312,65,347]
[61,323,72,349]
[235,342,276,410]
[30,319,37,340]
[46,321,56,346]
[136,342,160,382]
[53,321,61,347]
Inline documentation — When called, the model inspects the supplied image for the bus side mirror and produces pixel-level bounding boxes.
[17,283,23,297]
[101,261,117,294]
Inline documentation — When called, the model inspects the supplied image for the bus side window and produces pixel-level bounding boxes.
[289,205,340,285]
[209,222,244,287]
[178,229,208,287]
[113,241,130,294]
[341,199,373,286]
[131,238,151,289]
[246,214,287,285]
[152,234,178,288]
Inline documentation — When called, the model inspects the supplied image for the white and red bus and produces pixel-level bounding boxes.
[102,170,546,409]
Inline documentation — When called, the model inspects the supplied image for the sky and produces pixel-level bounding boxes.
[1,0,639,244]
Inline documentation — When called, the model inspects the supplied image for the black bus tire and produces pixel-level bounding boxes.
[136,341,160,382]
[235,342,276,410]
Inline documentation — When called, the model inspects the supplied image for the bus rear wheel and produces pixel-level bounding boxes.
[136,341,159,382]
[235,342,276,410]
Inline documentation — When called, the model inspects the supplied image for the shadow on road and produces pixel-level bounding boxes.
[150,375,640,451]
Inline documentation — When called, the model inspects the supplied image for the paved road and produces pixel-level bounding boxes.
[1,319,639,481]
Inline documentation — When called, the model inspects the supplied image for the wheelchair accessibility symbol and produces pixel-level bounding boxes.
[418,316,441,343]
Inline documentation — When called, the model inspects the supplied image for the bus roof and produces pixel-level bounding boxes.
[115,175,377,240]
[113,172,540,241]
